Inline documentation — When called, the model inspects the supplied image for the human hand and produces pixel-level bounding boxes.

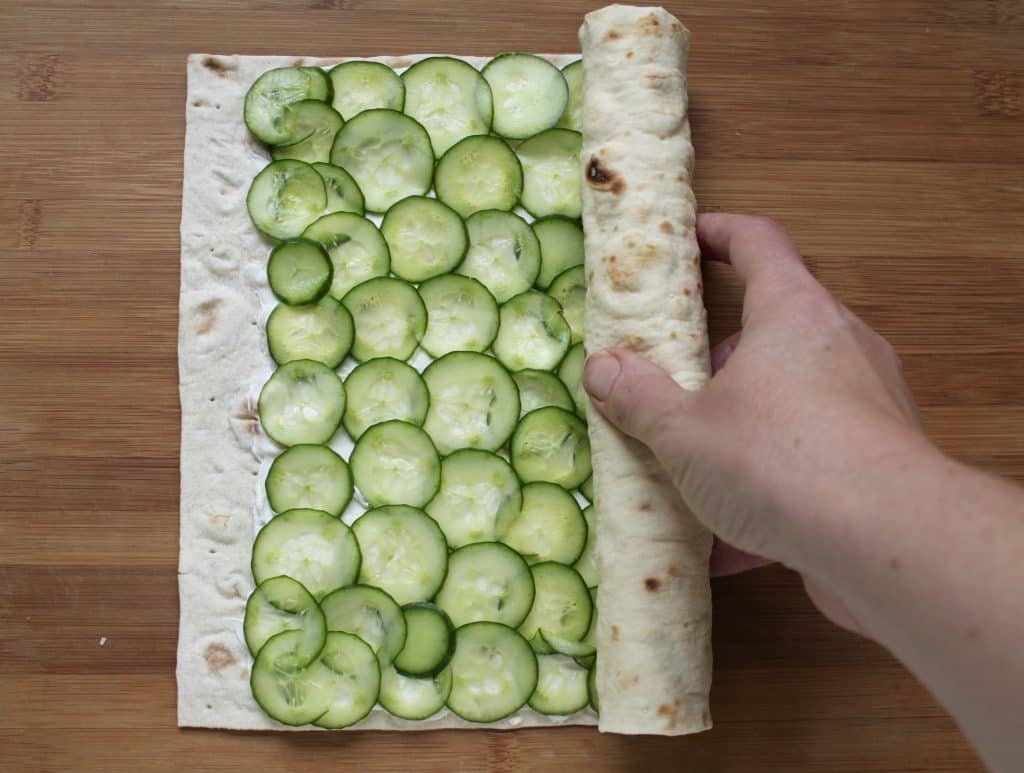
[583,213,928,631]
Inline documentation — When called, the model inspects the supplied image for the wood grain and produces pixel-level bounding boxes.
[1,1,1020,770]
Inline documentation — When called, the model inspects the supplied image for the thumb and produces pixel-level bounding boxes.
[583,348,703,468]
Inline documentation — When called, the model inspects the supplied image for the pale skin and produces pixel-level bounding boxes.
[583,213,1024,772]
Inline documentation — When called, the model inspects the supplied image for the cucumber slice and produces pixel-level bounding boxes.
[250,629,333,726]
[435,542,535,628]
[516,129,582,219]
[313,162,365,216]
[401,57,494,156]
[548,265,586,345]
[425,449,522,548]
[302,212,390,300]
[381,196,468,282]
[320,584,407,666]
[510,406,592,489]
[533,216,584,290]
[558,341,587,417]
[493,290,571,372]
[434,135,523,218]
[394,602,456,677]
[573,505,598,587]
[575,586,598,668]
[352,505,448,604]
[328,60,405,120]
[528,654,590,715]
[580,475,594,502]
[312,631,382,729]
[266,444,353,516]
[342,357,429,440]
[266,296,354,368]
[379,665,452,720]
[251,508,361,600]
[537,630,596,659]
[588,657,599,712]
[243,575,327,659]
[447,621,538,722]
[483,54,569,140]
[518,562,592,648]
[556,60,582,131]
[512,369,574,416]
[497,481,587,565]
[350,422,441,508]
[418,275,499,357]
[458,210,541,303]
[330,109,434,213]
[342,277,427,362]
[244,66,332,145]
[422,352,520,455]
[270,100,345,165]
[258,359,345,447]
[247,160,327,240]
[267,238,333,305]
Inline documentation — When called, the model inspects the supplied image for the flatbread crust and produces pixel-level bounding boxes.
[176,51,598,731]
[579,6,714,735]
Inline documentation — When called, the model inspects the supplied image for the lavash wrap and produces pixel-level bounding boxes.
[176,52,599,731]
[580,6,714,735]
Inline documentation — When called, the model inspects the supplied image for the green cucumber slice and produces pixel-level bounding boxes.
[247,160,327,240]
[556,60,582,131]
[422,351,520,455]
[528,654,590,715]
[270,100,345,165]
[496,481,587,566]
[510,406,592,489]
[265,296,354,368]
[258,359,345,447]
[588,657,599,712]
[518,562,592,648]
[435,542,535,628]
[573,505,598,587]
[482,54,569,140]
[342,277,427,362]
[342,357,429,440]
[558,341,587,416]
[267,238,333,305]
[243,575,327,659]
[381,196,468,282]
[516,129,582,219]
[401,56,494,156]
[312,631,382,729]
[244,66,332,145]
[547,265,586,345]
[330,109,434,213]
[350,422,441,508]
[250,629,333,726]
[320,583,407,666]
[458,209,541,303]
[533,216,584,290]
[352,505,448,604]
[302,211,390,300]
[447,621,538,722]
[537,630,596,659]
[394,602,456,677]
[328,60,405,120]
[434,135,522,218]
[492,290,571,372]
[580,476,594,502]
[265,444,353,516]
[512,369,574,416]
[251,508,361,600]
[313,162,365,216]
[418,275,499,357]
[425,449,522,549]
[575,586,598,668]
[379,665,452,720]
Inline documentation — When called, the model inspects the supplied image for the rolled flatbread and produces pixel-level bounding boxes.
[580,5,714,735]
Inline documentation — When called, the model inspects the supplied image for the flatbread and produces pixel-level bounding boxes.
[176,51,598,731]
[580,6,714,735]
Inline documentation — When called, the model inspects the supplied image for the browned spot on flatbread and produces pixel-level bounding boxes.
[669,330,678,340]
[644,577,661,592]
[677,173,687,182]
[202,56,230,76]
[625,335,650,352]
[638,501,652,512]
[666,564,681,577]
[204,642,236,673]
[626,50,635,59]
[618,674,639,690]
[659,220,674,234]
[207,513,231,531]
[586,157,626,195]
[292,58,307,67]
[658,698,684,730]
[683,287,691,297]
[611,624,620,642]
[389,58,413,69]
[233,396,261,437]
[195,299,220,335]
[639,12,662,32]
[603,29,622,42]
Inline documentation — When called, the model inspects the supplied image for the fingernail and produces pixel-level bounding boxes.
[584,352,621,401]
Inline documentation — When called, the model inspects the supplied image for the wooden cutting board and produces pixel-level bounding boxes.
[2,1,1021,770]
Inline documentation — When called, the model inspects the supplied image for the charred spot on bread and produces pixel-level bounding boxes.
[586,157,626,195]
